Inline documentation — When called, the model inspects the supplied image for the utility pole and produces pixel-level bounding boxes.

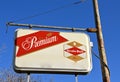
[92,0,110,82]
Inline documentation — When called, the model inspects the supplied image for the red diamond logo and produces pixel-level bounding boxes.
[64,47,86,56]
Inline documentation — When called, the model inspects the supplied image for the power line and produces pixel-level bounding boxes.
[9,0,85,23]
[92,50,110,76]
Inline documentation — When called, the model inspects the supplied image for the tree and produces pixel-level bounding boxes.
[0,67,27,82]
[0,67,54,82]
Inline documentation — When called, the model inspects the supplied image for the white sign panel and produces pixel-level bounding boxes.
[14,29,92,74]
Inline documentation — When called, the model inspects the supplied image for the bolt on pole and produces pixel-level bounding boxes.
[92,0,110,82]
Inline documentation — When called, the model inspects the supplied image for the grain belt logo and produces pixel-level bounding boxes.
[64,41,86,62]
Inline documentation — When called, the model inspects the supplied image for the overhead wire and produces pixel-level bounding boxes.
[9,0,86,23]
[92,50,110,76]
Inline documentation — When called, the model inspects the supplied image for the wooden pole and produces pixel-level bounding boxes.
[92,0,110,82]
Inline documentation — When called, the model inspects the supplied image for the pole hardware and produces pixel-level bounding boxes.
[87,28,97,33]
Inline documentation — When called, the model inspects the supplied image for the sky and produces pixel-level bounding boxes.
[0,0,120,82]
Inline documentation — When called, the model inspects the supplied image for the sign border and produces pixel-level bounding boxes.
[13,29,92,75]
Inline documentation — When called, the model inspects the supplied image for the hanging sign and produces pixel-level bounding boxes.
[14,29,92,74]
